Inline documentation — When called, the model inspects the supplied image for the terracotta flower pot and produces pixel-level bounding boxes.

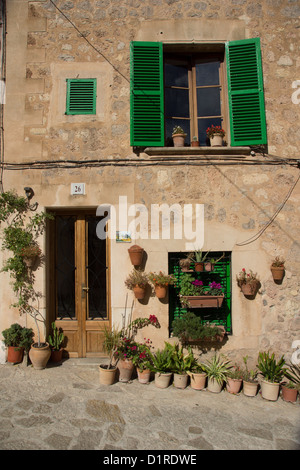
[173,373,188,389]
[194,262,204,272]
[243,380,258,397]
[117,359,134,382]
[188,372,207,390]
[181,295,224,308]
[154,372,172,389]
[99,364,117,385]
[271,266,284,282]
[128,245,144,266]
[191,140,199,147]
[172,133,186,147]
[241,282,257,296]
[7,346,24,364]
[29,342,51,370]
[210,134,223,147]
[226,377,242,394]
[133,285,146,299]
[207,378,223,393]
[155,285,167,299]
[137,368,151,384]
[261,379,280,401]
[281,383,298,403]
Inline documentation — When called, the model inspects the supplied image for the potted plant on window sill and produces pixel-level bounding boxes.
[270,256,285,282]
[191,136,199,147]
[206,125,225,147]
[179,273,225,309]
[257,351,287,401]
[125,268,149,299]
[148,271,176,299]
[172,126,187,147]
[236,268,259,297]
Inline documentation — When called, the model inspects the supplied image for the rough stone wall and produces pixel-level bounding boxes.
[1,0,300,363]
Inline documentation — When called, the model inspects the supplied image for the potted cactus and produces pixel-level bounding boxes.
[48,322,65,363]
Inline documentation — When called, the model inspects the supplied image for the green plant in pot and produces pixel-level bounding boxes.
[124,268,149,300]
[190,249,210,271]
[132,339,154,384]
[172,311,224,345]
[242,355,259,397]
[204,354,232,393]
[0,190,54,369]
[1,323,34,364]
[257,351,287,401]
[149,343,173,389]
[282,363,300,403]
[165,342,196,389]
[99,325,123,385]
[48,322,65,363]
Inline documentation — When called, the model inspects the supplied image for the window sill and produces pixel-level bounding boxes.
[144,146,251,157]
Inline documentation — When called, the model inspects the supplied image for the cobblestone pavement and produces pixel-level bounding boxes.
[0,357,300,452]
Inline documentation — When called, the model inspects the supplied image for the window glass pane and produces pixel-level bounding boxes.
[198,117,222,146]
[196,61,220,86]
[165,88,190,118]
[164,60,189,87]
[197,87,221,117]
[166,118,190,146]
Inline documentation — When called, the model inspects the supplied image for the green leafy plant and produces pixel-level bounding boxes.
[1,323,34,351]
[172,312,223,344]
[0,191,54,347]
[284,363,300,389]
[164,342,197,375]
[228,365,244,380]
[148,345,173,374]
[102,325,123,369]
[191,249,210,263]
[204,354,232,385]
[48,322,64,351]
[242,355,258,382]
[257,351,286,383]
[271,256,285,267]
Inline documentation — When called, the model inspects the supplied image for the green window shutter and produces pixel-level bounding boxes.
[130,41,164,146]
[226,38,267,146]
[66,78,96,115]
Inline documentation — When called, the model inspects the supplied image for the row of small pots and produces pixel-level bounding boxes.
[99,360,297,403]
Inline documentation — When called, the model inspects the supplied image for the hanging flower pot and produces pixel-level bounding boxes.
[271,266,285,281]
[133,285,146,299]
[240,283,257,296]
[128,245,144,266]
[181,294,224,308]
[155,285,167,299]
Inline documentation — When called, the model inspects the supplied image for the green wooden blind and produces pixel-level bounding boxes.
[226,38,267,146]
[168,252,232,334]
[130,41,164,146]
[66,78,97,115]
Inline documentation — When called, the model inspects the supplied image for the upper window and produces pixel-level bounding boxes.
[130,39,267,148]
[66,78,97,115]
[164,49,226,146]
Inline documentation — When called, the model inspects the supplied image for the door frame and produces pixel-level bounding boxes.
[46,208,111,358]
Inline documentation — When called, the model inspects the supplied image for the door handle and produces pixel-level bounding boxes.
[82,286,89,292]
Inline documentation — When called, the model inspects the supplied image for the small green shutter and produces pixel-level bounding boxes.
[66,78,96,115]
[130,41,164,146]
[226,38,267,146]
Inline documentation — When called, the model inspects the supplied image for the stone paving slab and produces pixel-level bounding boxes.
[0,358,300,452]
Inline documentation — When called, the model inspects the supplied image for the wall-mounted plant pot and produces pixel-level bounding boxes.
[271,266,285,282]
[133,285,146,299]
[181,295,224,308]
[194,262,204,272]
[128,245,144,266]
[155,285,167,299]
[204,262,215,272]
[240,283,258,296]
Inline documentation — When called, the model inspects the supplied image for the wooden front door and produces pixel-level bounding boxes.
[48,211,110,357]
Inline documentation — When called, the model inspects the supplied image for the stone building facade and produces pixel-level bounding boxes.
[0,0,299,364]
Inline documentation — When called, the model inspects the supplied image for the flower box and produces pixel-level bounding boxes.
[181,294,224,308]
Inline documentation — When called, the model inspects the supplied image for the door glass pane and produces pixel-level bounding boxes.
[56,216,76,319]
[165,88,190,118]
[164,60,189,87]
[87,216,107,320]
